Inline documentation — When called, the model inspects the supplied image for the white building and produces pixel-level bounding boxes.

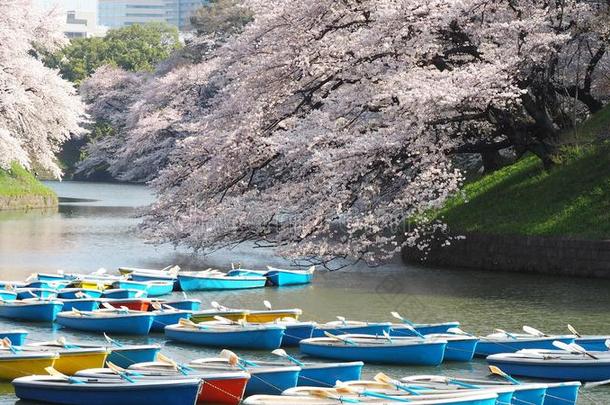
[98,0,208,31]
[34,0,106,37]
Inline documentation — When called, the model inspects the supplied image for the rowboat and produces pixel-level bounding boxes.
[76,279,115,290]
[0,330,28,345]
[15,288,58,300]
[191,309,249,323]
[311,320,392,337]
[0,290,17,301]
[13,375,202,405]
[300,334,447,365]
[475,333,575,356]
[0,300,63,322]
[24,343,108,375]
[402,375,553,405]
[59,298,101,311]
[150,309,192,332]
[0,281,25,289]
[103,298,151,311]
[185,357,300,396]
[114,280,174,297]
[246,308,303,323]
[391,321,461,336]
[35,272,75,282]
[244,392,500,405]
[265,266,315,286]
[76,367,249,405]
[424,334,479,362]
[162,299,201,311]
[56,309,155,335]
[118,265,178,276]
[103,289,146,299]
[0,352,58,380]
[59,340,161,368]
[165,321,285,349]
[487,349,610,381]
[58,288,103,299]
[178,272,267,291]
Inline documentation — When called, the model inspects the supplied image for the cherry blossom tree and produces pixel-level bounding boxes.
[0,0,85,177]
[81,0,608,264]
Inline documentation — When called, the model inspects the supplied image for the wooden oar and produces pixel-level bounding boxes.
[374,372,423,395]
[219,349,258,367]
[157,353,194,375]
[488,365,521,385]
[324,331,356,345]
[336,316,348,326]
[522,326,547,337]
[308,388,360,403]
[494,329,518,340]
[567,324,582,337]
[107,361,135,383]
[553,340,599,359]
[179,318,209,330]
[390,312,425,338]
[45,367,84,384]
[271,348,304,366]
[335,384,411,402]
[1,337,19,354]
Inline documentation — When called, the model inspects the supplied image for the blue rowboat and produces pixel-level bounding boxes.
[544,382,580,405]
[35,272,74,282]
[12,375,202,405]
[311,321,392,338]
[58,288,103,299]
[130,271,177,283]
[300,334,447,365]
[58,299,101,312]
[106,344,161,368]
[0,330,28,346]
[475,333,575,356]
[187,357,300,396]
[103,289,146,299]
[178,272,267,291]
[165,322,285,350]
[264,266,315,286]
[150,310,192,332]
[280,321,316,346]
[424,334,479,362]
[391,321,461,336]
[0,290,17,301]
[56,310,154,335]
[114,280,173,297]
[574,336,610,351]
[162,299,201,311]
[0,300,63,322]
[0,281,25,289]
[487,350,610,381]
[15,288,58,300]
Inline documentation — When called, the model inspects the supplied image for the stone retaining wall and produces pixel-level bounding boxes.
[0,194,58,211]
[402,232,610,278]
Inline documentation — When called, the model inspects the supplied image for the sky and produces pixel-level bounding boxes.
[33,0,97,12]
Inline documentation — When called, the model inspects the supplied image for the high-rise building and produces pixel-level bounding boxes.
[35,0,106,37]
[98,0,208,31]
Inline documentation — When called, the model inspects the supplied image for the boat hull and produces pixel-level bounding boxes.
[163,299,201,311]
[299,339,447,365]
[151,311,192,332]
[311,323,391,338]
[246,310,302,323]
[0,301,63,322]
[53,350,108,375]
[56,312,154,335]
[575,336,610,351]
[0,290,17,301]
[191,310,248,323]
[544,382,580,405]
[16,288,58,300]
[13,376,202,405]
[106,345,161,368]
[59,299,101,312]
[165,325,285,350]
[0,354,58,380]
[281,323,316,346]
[475,337,574,357]
[58,289,103,299]
[391,322,460,336]
[179,274,267,291]
[200,374,249,405]
[487,355,610,381]
[103,289,145,299]
[298,362,363,387]
[265,270,313,286]
[104,299,151,311]
[0,330,28,346]
[245,368,299,396]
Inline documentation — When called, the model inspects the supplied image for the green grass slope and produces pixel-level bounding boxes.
[439,106,610,240]
[0,162,56,205]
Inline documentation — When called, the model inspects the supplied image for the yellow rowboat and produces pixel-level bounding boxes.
[190,309,249,323]
[75,280,114,291]
[0,352,58,380]
[245,309,302,323]
[25,343,108,375]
